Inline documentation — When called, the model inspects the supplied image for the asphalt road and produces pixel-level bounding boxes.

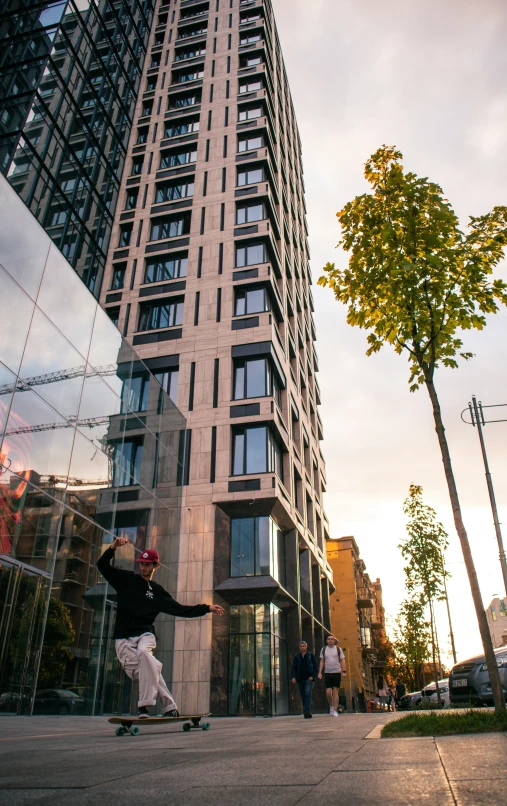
[1,712,506,805]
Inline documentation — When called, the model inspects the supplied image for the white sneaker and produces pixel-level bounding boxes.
[329,707,336,715]
[333,710,339,716]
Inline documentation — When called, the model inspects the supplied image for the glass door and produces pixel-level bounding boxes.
[0,557,50,715]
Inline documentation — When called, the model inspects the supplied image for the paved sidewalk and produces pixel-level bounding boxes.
[1,712,506,805]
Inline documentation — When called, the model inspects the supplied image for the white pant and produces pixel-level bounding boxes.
[115,632,177,710]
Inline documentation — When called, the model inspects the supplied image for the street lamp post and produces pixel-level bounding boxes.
[462,396,507,598]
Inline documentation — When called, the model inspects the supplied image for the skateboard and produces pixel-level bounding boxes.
[108,713,212,736]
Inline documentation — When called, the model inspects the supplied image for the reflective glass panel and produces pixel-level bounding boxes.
[0,266,35,378]
[0,178,50,299]
[3,389,75,481]
[17,308,87,419]
[231,518,255,576]
[245,426,266,473]
[36,244,97,359]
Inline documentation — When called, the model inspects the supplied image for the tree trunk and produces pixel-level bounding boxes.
[425,374,505,714]
[429,599,442,707]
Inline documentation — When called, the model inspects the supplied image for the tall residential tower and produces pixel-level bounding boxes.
[100,0,334,716]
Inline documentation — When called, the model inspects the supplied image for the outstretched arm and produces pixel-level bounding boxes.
[158,590,225,619]
[97,536,131,584]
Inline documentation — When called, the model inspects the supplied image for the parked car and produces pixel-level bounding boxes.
[421,678,450,708]
[450,647,507,707]
[32,689,84,715]
[398,690,422,710]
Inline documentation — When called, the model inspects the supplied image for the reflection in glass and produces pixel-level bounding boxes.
[228,604,287,715]
[3,389,75,481]
[0,266,35,378]
[36,244,98,360]
[17,308,87,419]
[0,180,50,299]
[112,438,143,487]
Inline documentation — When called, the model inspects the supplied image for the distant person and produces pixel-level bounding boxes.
[377,675,388,711]
[318,634,346,716]
[291,641,318,718]
[388,687,396,712]
[395,679,406,707]
[97,537,224,718]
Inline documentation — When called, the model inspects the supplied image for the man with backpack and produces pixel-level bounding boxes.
[318,634,346,716]
[291,641,319,718]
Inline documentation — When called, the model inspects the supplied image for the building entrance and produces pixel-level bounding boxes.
[0,557,51,715]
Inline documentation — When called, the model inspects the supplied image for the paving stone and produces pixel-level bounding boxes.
[452,778,507,805]
[311,769,454,805]
[436,734,507,780]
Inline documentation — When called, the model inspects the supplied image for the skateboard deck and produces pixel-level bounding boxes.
[109,714,211,736]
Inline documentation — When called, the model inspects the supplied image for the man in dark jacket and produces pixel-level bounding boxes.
[97,536,224,717]
[291,641,319,718]
[395,680,406,706]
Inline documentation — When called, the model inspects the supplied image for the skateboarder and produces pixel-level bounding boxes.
[97,536,225,717]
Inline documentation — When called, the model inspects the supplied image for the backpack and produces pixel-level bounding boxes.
[321,645,343,670]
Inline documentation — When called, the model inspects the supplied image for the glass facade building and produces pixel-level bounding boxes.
[0,0,154,294]
[0,175,186,715]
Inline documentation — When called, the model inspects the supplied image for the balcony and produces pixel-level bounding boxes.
[357,587,374,609]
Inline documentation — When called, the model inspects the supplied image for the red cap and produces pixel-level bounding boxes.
[136,549,160,564]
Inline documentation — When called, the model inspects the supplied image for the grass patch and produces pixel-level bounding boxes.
[381,709,507,738]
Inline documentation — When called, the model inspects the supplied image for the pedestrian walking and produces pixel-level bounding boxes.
[377,675,388,712]
[395,679,406,708]
[318,634,346,716]
[389,688,397,712]
[97,537,225,717]
[291,641,318,718]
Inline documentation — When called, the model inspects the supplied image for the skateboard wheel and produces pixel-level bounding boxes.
[129,726,140,736]
[115,726,126,736]
[202,722,210,731]
[182,722,192,732]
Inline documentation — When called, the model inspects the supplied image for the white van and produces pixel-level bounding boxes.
[421,678,450,708]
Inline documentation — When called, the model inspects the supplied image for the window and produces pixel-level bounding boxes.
[241,12,262,23]
[240,54,262,68]
[238,105,262,121]
[237,166,264,186]
[144,253,188,283]
[112,438,143,487]
[236,202,264,224]
[229,603,287,716]
[153,368,179,404]
[160,147,197,168]
[239,79,262,94]
[173,67,204,83]
[177,24,208,39]
[238,135,263,152]
[230,518,285,582]
[175,46,206,60]
[137,127,149,144]
[118,224,132,247]
[131,157,143,175]
[149,214,190,241]
[111,263,126,290]
[125,188,138,210]
[106,306,120,327]
[232,425,283,479]
[233,357,281,404]
[169,91,200,108]
[146,77,157,91]
[141,102,152,116]
[235,241,266,267]
[240,33,261,45]
[234,286,269,316]
[155,178,194,203]
[164,117,200,137]
[121,373,149,413]
[138,298,184,330]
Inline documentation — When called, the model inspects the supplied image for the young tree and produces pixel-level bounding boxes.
[389,597,431,693]
[319,145,507,712]
[401,484,449,705]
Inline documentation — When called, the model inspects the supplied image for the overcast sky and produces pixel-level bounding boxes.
[274,0,507,665]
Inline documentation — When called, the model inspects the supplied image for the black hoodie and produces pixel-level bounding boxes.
[97,548,210,639]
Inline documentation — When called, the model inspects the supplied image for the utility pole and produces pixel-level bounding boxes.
[469,396,507,598]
